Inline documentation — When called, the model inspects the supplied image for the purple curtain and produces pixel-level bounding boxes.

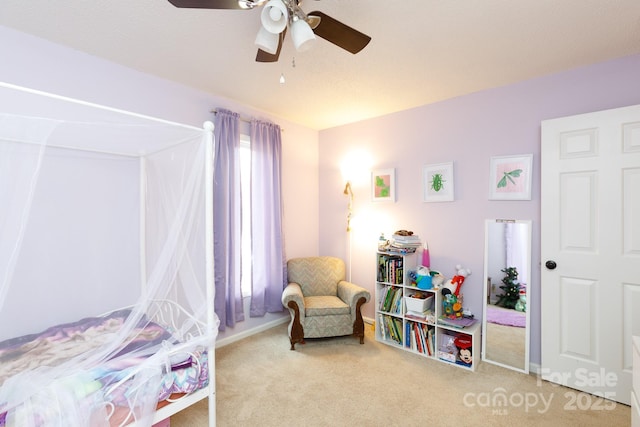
[249,119,286,316]
[213,109,244,330]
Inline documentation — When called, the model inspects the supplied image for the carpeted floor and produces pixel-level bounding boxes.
[171,322,631,427]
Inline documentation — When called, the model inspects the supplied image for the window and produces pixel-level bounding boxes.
[240,134,252,297]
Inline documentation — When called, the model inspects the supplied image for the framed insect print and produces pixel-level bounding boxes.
[371,168,396,202]
[423,162,454,202]
[488,154,533,200]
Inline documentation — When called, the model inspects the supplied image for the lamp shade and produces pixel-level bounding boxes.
[254,26,279,54]
[291,18,316,52]
[261,0,288,34]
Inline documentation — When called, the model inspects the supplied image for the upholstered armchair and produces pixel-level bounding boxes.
[282,256,371,350]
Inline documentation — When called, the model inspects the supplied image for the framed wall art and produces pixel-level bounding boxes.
[423,162,454,202]
[488,154,533,200]
[371,168,396,202]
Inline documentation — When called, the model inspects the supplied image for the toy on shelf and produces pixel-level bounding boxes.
[440,264,471,319]
[438,334,458,363]
[441,264,471,297]
[442,293,463,318]
[415,265,432,289]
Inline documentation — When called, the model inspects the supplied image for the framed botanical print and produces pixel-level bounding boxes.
[489,154,533,200]
[423,162,454,202]
[371,168,396,202]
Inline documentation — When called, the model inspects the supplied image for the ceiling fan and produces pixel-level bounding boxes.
[167,0,371,63]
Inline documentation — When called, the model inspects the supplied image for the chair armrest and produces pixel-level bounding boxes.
[337,280,371,317]
[282,282,305,321]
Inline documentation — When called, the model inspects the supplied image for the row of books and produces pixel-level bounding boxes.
[378,314,403,345]
[377,255,404,284]
[378,286,402,314]
[406,321,435,356]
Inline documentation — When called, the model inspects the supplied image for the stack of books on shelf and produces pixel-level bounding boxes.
[406,321,434,356]
[388,233,422,253]
[379,286,403,314]
[377,256,404,284]
[378,314,403,345]
[438,315,477,329]
[405,309,436,324]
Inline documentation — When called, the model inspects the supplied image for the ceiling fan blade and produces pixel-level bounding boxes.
[167,0,244,9]
[256,29,286,62]
[308,11,371,54]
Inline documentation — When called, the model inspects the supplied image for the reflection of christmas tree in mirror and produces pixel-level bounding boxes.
[496,267,520,309]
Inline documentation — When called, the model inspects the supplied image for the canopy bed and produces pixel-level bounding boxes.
[0,83,217,426]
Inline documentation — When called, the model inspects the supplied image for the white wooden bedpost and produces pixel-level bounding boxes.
[139,156,147,294]
[204,120,216,427]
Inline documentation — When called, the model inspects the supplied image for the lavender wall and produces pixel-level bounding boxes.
[0,25,319,342]
[318,53,640,365]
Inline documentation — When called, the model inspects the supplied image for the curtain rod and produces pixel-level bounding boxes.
[210,109,284,132]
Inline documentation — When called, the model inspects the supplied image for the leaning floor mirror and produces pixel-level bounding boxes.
[482,219,532,373]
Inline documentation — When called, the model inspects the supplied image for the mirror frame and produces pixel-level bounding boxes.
[481,219,532,373]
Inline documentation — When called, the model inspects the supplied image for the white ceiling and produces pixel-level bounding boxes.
[1,0,639,130]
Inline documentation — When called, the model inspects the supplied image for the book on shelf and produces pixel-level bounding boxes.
[392,234,421,242]
[405,309,435,324]
[405,321,411,349]
[426,327,434,356]
[415,323,424,354]
[378,313,387,341]
[391,290,402,314]
[391,317,402,344]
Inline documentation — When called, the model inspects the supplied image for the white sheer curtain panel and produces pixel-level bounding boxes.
[0,115,57,313]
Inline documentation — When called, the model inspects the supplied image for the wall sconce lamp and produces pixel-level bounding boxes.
[343,181,353,232]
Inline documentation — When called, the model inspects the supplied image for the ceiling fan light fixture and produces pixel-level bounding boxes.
[291,18,316,52]
[254,26,280,54]
[261,0,288,34]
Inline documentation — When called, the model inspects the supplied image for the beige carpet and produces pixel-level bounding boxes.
[171,322,630,427]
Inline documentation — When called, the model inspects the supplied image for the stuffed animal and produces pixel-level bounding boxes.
[441,264,472,297]
[515,285,527,312]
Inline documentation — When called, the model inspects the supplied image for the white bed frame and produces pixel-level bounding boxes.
[105,299,215,427]
[0,82,217,427]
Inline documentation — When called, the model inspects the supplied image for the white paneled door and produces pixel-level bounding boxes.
[541,104,640,405]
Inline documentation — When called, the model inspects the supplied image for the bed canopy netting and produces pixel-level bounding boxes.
[0,83,218,426]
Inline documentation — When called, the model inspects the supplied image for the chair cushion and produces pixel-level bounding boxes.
[287,256,345,297]
[304,296,350,316]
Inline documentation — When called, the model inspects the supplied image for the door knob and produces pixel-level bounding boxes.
[545,260,557,270]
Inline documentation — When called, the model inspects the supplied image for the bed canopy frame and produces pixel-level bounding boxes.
[0,82,217,426]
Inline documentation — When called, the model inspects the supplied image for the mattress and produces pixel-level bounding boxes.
[0,309,208,426]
